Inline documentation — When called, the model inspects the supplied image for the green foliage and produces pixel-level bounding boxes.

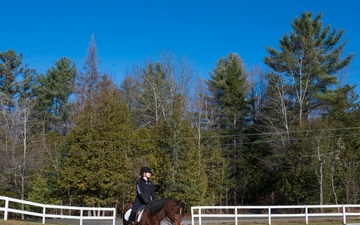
[0,50,24,111]
[257,11,356,205]
[59,77,134,207]
[206,53,249,205]
[2,11,360,213]
[27,174,60,205]
[36,57,76,134]
[200,130,227,206]
[264,12,353,125]
[171,122,208,210]
[207,53,248,133]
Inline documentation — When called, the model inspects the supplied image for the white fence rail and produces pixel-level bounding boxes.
[0,196,116,225]
[191,205,360,225]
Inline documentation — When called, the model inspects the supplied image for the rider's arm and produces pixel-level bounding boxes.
[136,180,150,204]
[150,182,156,201]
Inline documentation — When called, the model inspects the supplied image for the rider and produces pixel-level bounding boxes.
[128,166,157,225]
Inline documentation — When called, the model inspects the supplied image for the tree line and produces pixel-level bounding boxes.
[1,12,359,214]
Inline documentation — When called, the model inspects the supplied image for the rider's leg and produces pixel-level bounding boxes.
[128,201,141,225]
[128,210,137,225]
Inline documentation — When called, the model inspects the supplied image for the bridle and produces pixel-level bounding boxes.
[165,205,182,225]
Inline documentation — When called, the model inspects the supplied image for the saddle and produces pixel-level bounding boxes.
[124,205,145,223]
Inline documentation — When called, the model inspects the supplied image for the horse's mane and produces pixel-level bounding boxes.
[147,198,176,215]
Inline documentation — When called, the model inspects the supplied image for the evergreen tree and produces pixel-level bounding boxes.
[261,12,354,205]
[206,53,249,205]
[0,50,24,112]
[326,85,360,204]
[36,57,76,134]
[264,12,353,126]
[60,76,134,207]
[191,77,226,206]
[24,58,76,209]
[207,53,248,134]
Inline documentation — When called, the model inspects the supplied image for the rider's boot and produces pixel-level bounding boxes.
[128,211,137,225]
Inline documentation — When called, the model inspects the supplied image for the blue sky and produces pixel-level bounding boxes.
[2,0,359,89]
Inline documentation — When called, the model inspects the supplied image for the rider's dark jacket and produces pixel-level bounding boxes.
[135,177,156,205]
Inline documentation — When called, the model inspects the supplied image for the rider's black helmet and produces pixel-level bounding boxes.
[140,166,152,175]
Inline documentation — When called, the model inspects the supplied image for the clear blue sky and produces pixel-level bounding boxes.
[1,0,359,89]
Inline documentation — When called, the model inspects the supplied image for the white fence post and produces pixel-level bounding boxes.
[42,205,46,224]
[268,206,271,225]
[80,208,83,225]
[343,205,346,224]
[199,207,202,225]
[4,197,9,220]
[113,208,116,225]
[234,206,237,225]
[191,207,194,225]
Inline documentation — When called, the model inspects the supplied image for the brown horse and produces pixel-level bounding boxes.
[123,198,183,225]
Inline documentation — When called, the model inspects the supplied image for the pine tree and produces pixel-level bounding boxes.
[207,53,248,135]
[261,12,354,205]
[0,50,26,111]
[60,76,134,207]
[206,53,249,205]
[36,57,76,134]
[264,12,353,126]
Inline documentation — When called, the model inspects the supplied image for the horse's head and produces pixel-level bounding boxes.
[165,199,183,225]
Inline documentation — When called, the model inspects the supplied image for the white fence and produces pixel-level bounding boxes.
[191,205,360,225]
[0,196,116,225]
